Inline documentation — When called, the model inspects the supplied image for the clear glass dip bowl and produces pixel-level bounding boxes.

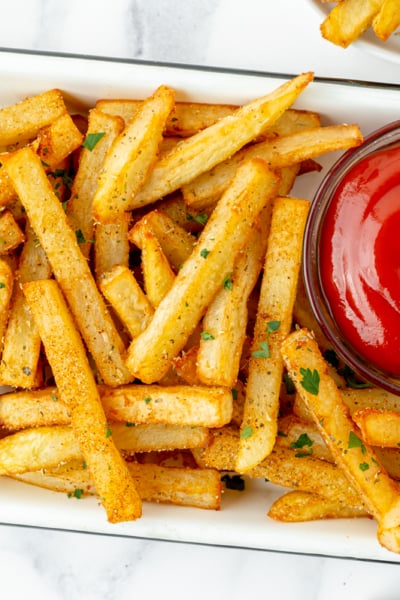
[303,120,400,395]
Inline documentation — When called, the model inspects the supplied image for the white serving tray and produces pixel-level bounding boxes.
[0,48,400,563]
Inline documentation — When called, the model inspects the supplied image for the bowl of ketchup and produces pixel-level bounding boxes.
[303,120,400,394]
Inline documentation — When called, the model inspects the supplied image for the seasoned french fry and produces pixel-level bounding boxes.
[0,209,24,254]
[140,229,176,308]
[0,89,67,147]
[268,490,368,522]
[131,72,314,209]
[67,108,124,259]
[320,0,384,47]
[5,146,132,386]
[126,159,281,383]
[0,383,233,429]
[128,209,196,271]
[0,225,51,389]
[92,85,175,222]
[352,409,400,448]
[0,164,17,208]
[99,265,154,339]
[94,212,131,279]
[0,258,13,356]
[281,327,400,553]
[96,98,238,137]
[373,0,400,40]
[23,279,141,522]
[36,112,84,168]
[183,124,362,210]
[236,197,310,472]
[14,460,222,510]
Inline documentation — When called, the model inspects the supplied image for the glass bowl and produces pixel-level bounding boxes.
[303,120,400,395]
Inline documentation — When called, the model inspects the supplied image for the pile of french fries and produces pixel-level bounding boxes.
[318,0,400,47]
[1,72,400,553]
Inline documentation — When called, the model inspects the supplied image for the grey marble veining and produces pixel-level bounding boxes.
[1,1,400,598]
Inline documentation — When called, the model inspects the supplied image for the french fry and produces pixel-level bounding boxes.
[0,225,51,389]
[0,209,24,254]
[131,72,314,209]
[23,279,142,522]
[268,490,368,522]
[92,85,175,222]
[0,258,13,356]
[36,112,84,168]
[5,146,132,386]
[342,387,400,415]
[373,0,400,40]
[94,212,131,279]
[140,230,175,308]
[14,460,222,510]
[236,197,310,472]
[0,88,67,147]
[0,164,17,208]
[320,0,384,47]
[0,422,209,474]
[66,108,124,259]
[352,409,400,448]
[281,327,400,553]
[0,383,233,429]
[99,264,154,339]
[126,159,281,383]
[183,124,362,210]
[128,209,196,271]
[96,98,238,137]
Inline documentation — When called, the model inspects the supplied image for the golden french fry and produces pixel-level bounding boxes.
[94,213,131,279]
[183,124,362,209]
[0,225,51,389]
[236,197,310,472]
[0,258,13,357]
[5,146,132,386]
[281,327,400,553]
[321,0,384,47]
[36,112,84,168]
[131,72,314,209]
[352,409,400,448]
[126,159,281,383]
[0,89,67,147]
[140,229,176,308]
[128,209,196,271]
[99,264,154,339]
[0,209,24,254]
[14,460,222,510]
[23,278,141,522]
[373,0,400,40]
[67,108,124,259]
[0,382,233,429]
[96,97,238,137]
[342,387,400,415]
[268,490,368,522]
[92,85,175,222]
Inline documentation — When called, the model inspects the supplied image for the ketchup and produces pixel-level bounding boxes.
[320,143,400,375]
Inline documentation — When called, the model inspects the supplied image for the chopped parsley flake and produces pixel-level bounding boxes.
[359,462,370,471]
[223,272,233,290]
[200,248,210,259]
[299,367,320,395]
[348,431,366,454]
[201,331,215,341]
[82,132,106,151]
[240,425,253,439]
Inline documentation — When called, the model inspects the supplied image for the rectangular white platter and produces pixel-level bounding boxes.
[1,48,400,563]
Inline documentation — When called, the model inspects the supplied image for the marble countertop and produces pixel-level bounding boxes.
[1,1,400,598]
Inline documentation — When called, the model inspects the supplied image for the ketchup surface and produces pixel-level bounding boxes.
[320,143,400,375]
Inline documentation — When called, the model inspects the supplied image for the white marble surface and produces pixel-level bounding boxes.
[1,1,400,598]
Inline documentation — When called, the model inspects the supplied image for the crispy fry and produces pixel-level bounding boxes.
[22,279,141,522]
[183,124,362,209]
[67,108,124,259]
[140,229,176,307]
[268,490,368,522]
[320,0,384,47]
[281,327,400,553]
[0,89,67,147]
[94,212,131,279]
[373,0,400,40]
[92,85,175,222]
[5,146,132,386]
[236,197,310,472]
[0,383,232,429]
[99,264,154,339]
[36,112,84,168]
[0,209,24,254]
[352,409,400,448]
[131,72,314,209]
[126,159,281,383]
